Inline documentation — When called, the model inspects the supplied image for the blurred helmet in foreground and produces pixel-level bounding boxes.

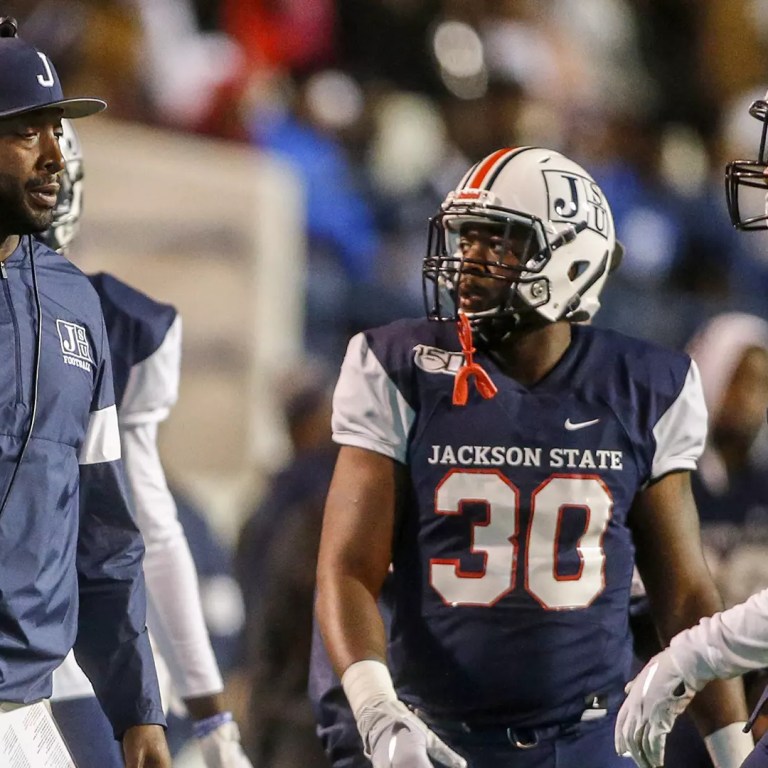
[39,118,83,253]
[725,92,768,231]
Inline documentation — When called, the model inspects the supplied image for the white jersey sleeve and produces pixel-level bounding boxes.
[120,314,182,427]
[332,332,415,463]
[119,315,224,699]
[651,360,707,481]
[670,588,768,689]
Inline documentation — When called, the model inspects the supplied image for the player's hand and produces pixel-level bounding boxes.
[614,649,696,768]
[122,724,172,768]
[197,720,254,768]
[357,699,467,768]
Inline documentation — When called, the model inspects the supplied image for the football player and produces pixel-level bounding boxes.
[307,222,627,768]
[42,120,253,768]
[617,92,768,768]
[314,146,754,767]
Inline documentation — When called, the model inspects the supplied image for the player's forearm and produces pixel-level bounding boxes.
[651,564,725,647]
[142,534,224,697]
[316,572,389,676]
[685,679,749,739]
[316,449,398,676]
[122,424,224,697]
[656,582,748,735]
[184,691,228,721]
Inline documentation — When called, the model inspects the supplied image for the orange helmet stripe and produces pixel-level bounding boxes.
[465,147,517,189]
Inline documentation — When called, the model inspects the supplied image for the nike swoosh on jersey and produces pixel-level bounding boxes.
[564,417,600,431]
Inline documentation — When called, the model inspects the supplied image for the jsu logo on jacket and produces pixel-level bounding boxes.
[56,318,93,371]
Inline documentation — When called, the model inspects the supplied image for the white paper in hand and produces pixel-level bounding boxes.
[0,702,75,768]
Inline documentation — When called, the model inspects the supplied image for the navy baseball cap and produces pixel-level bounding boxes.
[0,36,106,120]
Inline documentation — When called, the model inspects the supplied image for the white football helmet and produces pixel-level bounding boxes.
[38,118,83,254]
[423,146,616,330]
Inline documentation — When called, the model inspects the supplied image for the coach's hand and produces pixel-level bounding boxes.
[615,649,696,768]
[122,724,172,768]
[358,699,467,768]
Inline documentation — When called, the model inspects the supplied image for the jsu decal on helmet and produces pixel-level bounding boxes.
[543,171,610,239]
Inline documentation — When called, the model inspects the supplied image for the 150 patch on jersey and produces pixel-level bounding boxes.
[57,319,93,372]
[413,344,464,375]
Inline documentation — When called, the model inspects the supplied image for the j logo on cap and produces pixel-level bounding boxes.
[0,23,106,120]
[36,53,54,88]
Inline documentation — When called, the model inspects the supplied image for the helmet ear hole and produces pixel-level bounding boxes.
[568,261,589,281]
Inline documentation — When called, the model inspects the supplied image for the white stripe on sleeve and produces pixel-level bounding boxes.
[78,404,121,465]
[651,360,707,480]
[332,333,415,464]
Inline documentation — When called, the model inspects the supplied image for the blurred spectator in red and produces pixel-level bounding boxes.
[132,0,245,129]
[221,0,336,72]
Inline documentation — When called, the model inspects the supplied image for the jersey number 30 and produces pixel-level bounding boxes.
[430,470,613,610]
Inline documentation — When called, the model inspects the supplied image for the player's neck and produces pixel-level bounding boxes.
[491,320,572,387]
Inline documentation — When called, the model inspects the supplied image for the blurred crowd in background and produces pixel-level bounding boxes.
[8,1,768,766]
[12,0,768,359]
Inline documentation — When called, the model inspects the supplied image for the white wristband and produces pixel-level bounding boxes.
[704,722,753,768]
[341,659,397,717]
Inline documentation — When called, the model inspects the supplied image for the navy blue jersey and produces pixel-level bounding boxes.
[332,319,706,728]
[0,239,163,735]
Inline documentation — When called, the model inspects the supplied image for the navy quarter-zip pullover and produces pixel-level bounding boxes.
[0,237,164,736]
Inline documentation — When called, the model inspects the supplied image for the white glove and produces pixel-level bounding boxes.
[357,698,467,768]
[614,649,696,768]
[197,720,254,768]
[342,660,466,768]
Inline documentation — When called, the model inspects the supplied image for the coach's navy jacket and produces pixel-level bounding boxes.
[0,238,164,736]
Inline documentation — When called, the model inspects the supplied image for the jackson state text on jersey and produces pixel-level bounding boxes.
[332,319,706,727]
